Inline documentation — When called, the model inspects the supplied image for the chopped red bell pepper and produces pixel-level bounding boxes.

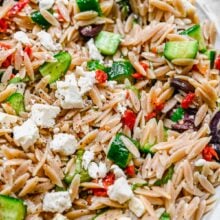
[124,165,135,177]
[181,93,195,109]
[145,112,157,121]
[140,61,148,71]
[92,188,108,197]
[7,0,29,17]
[95,70,108,83]
[24,46,32,58]
[202,146,219,161]
[122,109,136,130]
[0,19,8,33]
[155,102,164,112]
[2,55,13,68]
[215,55,220,70]
[132,73,144,79]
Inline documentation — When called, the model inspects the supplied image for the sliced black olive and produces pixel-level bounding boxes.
[79,24,104,39]
[172,113,195,132]
[170,78,195,93]
[210,111,220,144]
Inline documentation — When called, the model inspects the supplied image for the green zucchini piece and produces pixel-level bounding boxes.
[0,195,26,220]
[95,31,121,56]
[31,11,51,29]
[39,51,71,83]
[107,133,132,169]
[164,41,198,61]
[76,0,102,15]
[160,212,170,220]
[154,165,174,186]
[205,50,216,68]
[107,60,134,82]
[6,93,25,115]
[87,60,106,71]
[181,24,206,52]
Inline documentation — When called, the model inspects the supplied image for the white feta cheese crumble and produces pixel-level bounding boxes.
[116,103,127,115]
[50,133,77,156]
[128,196,145,217]
[31,104,60,128]
[195,159,206,167]
[88,161,107,179]
[55,75,83,109]
[82,150,94,170]
[53,214,68,220]
[37,31,62,51]
[110,165,126,179]
[78,72,96,95]
[13,119,39,151]
[87,39,103,61]
[39,0,54,10]
[107,80,117,89]
[0,112,18,128]
[107,177,133,204]
[43,191,71,213]
[14,31,30,44]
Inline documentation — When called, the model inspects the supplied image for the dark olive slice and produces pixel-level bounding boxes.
[79,24,103,38]
[170,78,195,93]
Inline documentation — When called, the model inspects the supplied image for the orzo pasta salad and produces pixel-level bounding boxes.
[0,0,220,219]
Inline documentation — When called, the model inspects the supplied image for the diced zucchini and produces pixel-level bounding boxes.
[139,142,155,154]
[154,165,174,186]
[107,60,134,82]
[181,24,206,52]
[39,51,71,83]
[0,195,26,220]
[160,212,170,220]
[6,93,25,115]
[76,0,102,15]
[31,11,51,29]
[87,60,106,71]
[107,133,132,169]
[164,41,198,61]
[9,77,22,84]
[205,50,216,68]
[95,31,121,56]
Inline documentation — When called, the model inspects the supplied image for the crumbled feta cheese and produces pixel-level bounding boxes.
[195,159,206,167]
[39,0,54,10]
[43,191,71,213]
[82,150,94,169]
[78,71,96,95]
[13,119,39,151]
[107,177,133,204]
[107,81,117,89]
[53,214,68,220]
[110,165,126,179]
[50,133,77,156]
[55,75,83,109]
[116,103,127,115]
[87,39,103,61]
[0,112,18,128]
[14,31,30,44]
[88,161,107,179]
[37,31,62,51]
[128,196,145,217]
[31,104,60,128]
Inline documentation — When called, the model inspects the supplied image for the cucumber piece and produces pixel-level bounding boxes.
[76,0,102,15]
[107,60,134,82]
[87,60,106,71]
[39,51,71,83]
[31,11,51,29]
[0,195,26,220]
[164,41,198,61]
[205,50,216,68]
[160,212,170,220]
[8,77,22,84]
[181,24,206,52]
[154,165,174,186]
[95,31,121,56]
[107,133,132,168]
[6,93,25,115]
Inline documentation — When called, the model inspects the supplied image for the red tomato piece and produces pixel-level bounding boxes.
[145,112,157,121]
[92,188,108,197]
[215,55,220,70]
[155,103,164,112]
[140,61,148,71]
[122,109,137,130]
[95,70,108,83]
[0,19,8,33]
[132,73,144,79]
[124,165,135,177]
[24,46,32,58]
[181,93,195,109]
[202,146,219,161]
[7,0,29,17]
[2,55,13,68]
[102,172,115,188]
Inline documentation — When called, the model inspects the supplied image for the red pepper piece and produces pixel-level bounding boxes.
[140,61,148,71]
[124,165,135,177]
[95,70,108,83]
[7,0,29,17]
[0,19,8,33]
[145,112,157,121]
[215,55,220,70]
[181,93,195,109]
[24,46,32,58]
[155,102,164,112]
[132,73,144,79]
[202,146,219,161]
[2,55,13,68]
[122,109,136,130]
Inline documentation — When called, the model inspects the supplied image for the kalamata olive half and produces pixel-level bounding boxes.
[210,111,220,144]
[79,24,104,38]
[172,113,195,132]
[170,78,195,93]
